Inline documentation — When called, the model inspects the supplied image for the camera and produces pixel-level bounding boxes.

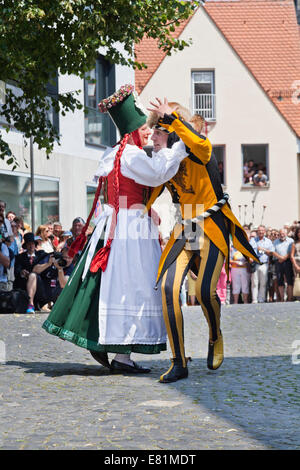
[53,251,67,268]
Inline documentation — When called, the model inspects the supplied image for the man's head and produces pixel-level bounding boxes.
[53,222,62,237]
[71,217,85,238]
[0,200,6,217]
[22,232,36,254]
[257,225,266,239]
[151,128,169,153]
[279,228,287,241]
[61,246,73,267]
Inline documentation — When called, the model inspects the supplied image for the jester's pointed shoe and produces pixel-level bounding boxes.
[159,358,191,383]
[207,333,224,370]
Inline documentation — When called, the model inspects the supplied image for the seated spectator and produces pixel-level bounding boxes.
[26,246,74,313]
[253,170,268,187]
[272,228,294,302]
[0,214,11,292]
[35,224,55,253]
[14,233,46,293]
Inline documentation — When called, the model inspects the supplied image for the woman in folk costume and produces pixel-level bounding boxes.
[147,98,260,383]
[42,85,188,374]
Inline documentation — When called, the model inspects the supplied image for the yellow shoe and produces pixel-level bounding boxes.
[207,333,224,370]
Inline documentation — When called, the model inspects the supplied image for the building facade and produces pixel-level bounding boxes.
[136,0,300,230]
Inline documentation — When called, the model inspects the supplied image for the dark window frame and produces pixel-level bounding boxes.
[84,55,116,147]
[241,143,269,188]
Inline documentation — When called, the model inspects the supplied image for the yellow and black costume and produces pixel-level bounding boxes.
[145,112,259,383]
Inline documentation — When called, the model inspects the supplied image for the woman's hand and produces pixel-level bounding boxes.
[147,97,176,118]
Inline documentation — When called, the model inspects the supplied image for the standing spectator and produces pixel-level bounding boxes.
[70,217,85,242]
[230,247,250,303]
[6,211,16,222]
[187,270,197,306]
[0,214,11,292]
[250,225,274,303]
[272,228,294,302]
[290,227,300,276]
[10,219,23,254]
[56,231,72,252]
[218,161,224,185]
[35,225,55,253]
[0,200,13,237]
[216,262,228,305]
[243,160,256,184]
[52,222,63,249]
[250,230,257,240]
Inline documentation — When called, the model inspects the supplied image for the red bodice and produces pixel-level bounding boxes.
[105,170,150,209]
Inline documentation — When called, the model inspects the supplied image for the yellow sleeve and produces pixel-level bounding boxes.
[159,112,212,165]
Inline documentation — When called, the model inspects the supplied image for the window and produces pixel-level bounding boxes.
[192,71,216,121]
[212,145,226,185]
[84,57,116,147]
[242,144,269,187]
[0,171,59,228]
[0,77,59,133]
[86,184,104,227]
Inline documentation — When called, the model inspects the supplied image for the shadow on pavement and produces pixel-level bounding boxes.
[151,354,300,449]
[5,360,111,377]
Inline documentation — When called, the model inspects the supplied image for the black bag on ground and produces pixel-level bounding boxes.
[0,289,30,313]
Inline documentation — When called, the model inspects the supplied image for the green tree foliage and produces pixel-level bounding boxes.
[0,0,199,167]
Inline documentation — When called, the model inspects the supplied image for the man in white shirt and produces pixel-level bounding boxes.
[250,225,274,303]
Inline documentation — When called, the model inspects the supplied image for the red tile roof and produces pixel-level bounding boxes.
[135,18,191,95]
[135,0,300,137]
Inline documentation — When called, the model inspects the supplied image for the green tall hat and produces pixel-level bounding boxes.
[98,84,147,136]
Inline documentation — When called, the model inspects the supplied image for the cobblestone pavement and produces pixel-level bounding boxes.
[1,302,300,450]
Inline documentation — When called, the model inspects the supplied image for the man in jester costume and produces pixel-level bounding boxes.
[42,86,189,374]
[147,98,260,383]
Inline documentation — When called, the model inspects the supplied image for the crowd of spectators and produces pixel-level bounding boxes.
[179,221,300,306]
[0,198,87,313]
[1,196,300,312]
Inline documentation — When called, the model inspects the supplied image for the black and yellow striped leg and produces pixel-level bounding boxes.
[195,235,225,369]
[160,250,196,382]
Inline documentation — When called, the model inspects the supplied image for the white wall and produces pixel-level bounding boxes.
[140,7,299,229]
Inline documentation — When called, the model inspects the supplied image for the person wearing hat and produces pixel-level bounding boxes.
[146,98,260,383]
[43,84,188,374]
[14,233,47,311]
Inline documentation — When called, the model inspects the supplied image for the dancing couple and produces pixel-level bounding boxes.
[42,85,258,383]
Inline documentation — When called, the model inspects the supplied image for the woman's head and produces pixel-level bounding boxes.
[35,224,51,241]
[294,227,300,242]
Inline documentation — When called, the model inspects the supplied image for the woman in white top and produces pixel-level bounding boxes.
[43,85,187,374]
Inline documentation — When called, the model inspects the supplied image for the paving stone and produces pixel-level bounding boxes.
[0,303,300,449]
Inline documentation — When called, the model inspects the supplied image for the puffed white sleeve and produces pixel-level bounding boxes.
[121,140,188,187]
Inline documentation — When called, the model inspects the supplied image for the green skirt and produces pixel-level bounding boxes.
[42,238,166,354]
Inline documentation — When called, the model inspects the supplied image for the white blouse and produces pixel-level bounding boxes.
[94,141,188,186]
